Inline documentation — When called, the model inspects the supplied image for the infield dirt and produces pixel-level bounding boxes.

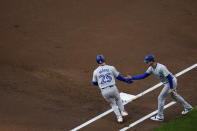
[0,0,197,131]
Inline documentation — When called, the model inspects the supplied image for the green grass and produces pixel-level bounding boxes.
[154,106,197,131]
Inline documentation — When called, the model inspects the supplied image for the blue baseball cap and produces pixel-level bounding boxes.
[144,55,155,63]
[96,54,105,64]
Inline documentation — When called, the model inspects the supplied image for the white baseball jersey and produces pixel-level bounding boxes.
[92,65,120,89]
[146,63,174,83]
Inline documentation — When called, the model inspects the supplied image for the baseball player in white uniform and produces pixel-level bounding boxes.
[92,54,133,122]
[131,55,193,121]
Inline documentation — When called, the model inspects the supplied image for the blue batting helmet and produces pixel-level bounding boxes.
[96,54,105,64]
[144,55,155,63]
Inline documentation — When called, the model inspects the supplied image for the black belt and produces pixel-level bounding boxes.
[101,85,114,90]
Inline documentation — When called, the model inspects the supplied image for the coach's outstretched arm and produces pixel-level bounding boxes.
[131,72,150,80]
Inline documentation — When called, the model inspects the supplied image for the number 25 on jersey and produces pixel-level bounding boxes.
[99,73,112,84]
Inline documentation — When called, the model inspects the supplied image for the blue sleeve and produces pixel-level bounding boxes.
[116,75,132,84]
[92,81,98,86]
[116,75,127,82]
[132,72,150,80]
[167,74,173,89]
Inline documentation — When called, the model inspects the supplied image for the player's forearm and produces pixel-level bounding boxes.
[167,74,173,89]
[116,74,131,83]
[132,72,150,80]
[116,75,127,81]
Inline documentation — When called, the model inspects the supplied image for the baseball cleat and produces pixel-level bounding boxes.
[150,116,164,121]
[117,116,123,123]
[182,108,193,115]
[121,111,128,117]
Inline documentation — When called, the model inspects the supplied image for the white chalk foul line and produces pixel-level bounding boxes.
[70,109,113,131]
[70,63,197,131]
[175,63,197,77]
[119,101,177,131]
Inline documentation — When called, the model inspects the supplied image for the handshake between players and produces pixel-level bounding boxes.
[92,54,193,123]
